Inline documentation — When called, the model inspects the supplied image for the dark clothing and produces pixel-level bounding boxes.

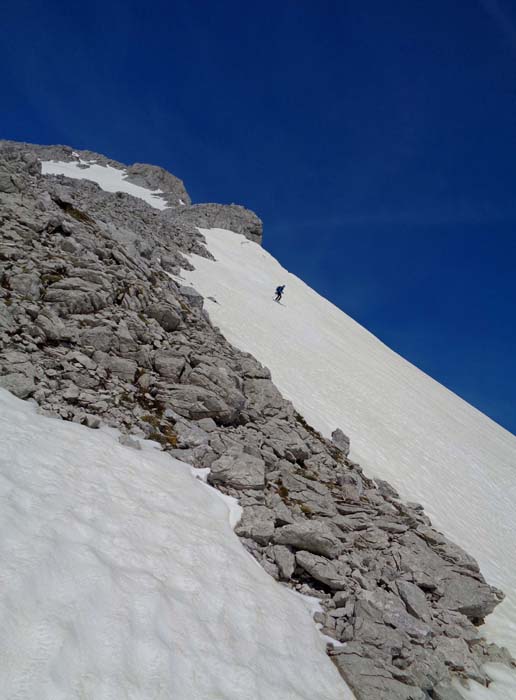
[274,285,285,302]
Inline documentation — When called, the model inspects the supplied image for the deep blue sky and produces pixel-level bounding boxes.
[2,0,515,434]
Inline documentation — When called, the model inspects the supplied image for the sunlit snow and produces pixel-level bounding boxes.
[0,389,352,700]
[41,160,169,210]
[183,227,516,699]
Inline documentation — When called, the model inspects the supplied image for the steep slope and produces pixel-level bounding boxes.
[0,389,350,700]
[0,140,514,699]
[183,227,516,697]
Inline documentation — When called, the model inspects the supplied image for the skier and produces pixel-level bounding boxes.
[274,285,285,302]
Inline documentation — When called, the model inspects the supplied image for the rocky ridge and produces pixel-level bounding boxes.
[1,140,262,244]
[0,141,513,700]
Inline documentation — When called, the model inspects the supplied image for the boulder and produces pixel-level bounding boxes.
[44,278,110,314]
[331,428,350,456]
[438,575,504,619]
[94,353,137,382]
[174,420,209,448]
[355,589,432,642]
[179,285,203,309]
[235,506,275,545]
[243,378,286,416]
[189,363,246,418]
[36,310,74,342]
[146,303,181,331]
[164,384,238,425]
[330,643,426,700]
[295,551,350,590]
[273,545,296,580]
[9,273,42,300]
[396,580,431,622]
[0,373,35,398]
[375,479,400,499]
[208,451,265,490]
[153,352,186,381]
[278,469,337,517]
[196,417,217,432]
[80,325,114,352]
[274,521,342,558]
[433,637,486,683]
[0,169,17,193]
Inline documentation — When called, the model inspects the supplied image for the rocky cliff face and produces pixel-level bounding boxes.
[0,141,513,700]
[0,140,263,243]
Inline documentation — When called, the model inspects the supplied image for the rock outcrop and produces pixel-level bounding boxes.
[0,140,191,208]
[0,140,263,243]
[164,202,263,244]
[0,140,513,700]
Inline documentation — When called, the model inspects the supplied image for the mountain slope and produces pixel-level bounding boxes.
[1,141,514,699]
[0,389,350,700]
[183,226,516,696]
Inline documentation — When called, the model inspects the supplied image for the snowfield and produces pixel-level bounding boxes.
[0,390,352,700]
[183,227,516,700]
[41,160,170,209]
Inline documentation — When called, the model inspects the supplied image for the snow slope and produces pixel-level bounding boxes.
[183,227,516,699]
[0,389,352,700]
[41,160,170,209]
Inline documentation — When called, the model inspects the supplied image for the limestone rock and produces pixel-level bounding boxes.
[0,373,36,398]
[274,521,342,558]
[124,162,191,207]
[189,363,246,420]
[355,589,432,642]
[146,303,182,331]
[9,273,42,300]
[166,203,263,245]
[330,642,426,700]
[94,353,137,382]
[208,452,265,490]
[164,384,238,425]
[438,575,504,619]
[331,428,350,456]
[396,580,431,622]
[153,352,186,380]
[0,169,17,193]
[278,469,337,517]
[273,545,296,580]
[179,285,203,309]
[235,506,275,545]
[36,310,74,342]
[295,551,350,590]
[244,378,286,416]
[174,420,209,449]
[80,325,114,352]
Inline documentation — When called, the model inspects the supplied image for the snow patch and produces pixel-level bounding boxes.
[0,389,352,700]
[41,160,169,210]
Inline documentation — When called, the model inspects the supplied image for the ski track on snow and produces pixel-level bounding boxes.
[183,227,516,700]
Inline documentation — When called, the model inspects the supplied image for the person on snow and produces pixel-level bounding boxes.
[274,285,285,302]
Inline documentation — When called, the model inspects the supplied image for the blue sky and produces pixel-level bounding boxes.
[2,0,515,434]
